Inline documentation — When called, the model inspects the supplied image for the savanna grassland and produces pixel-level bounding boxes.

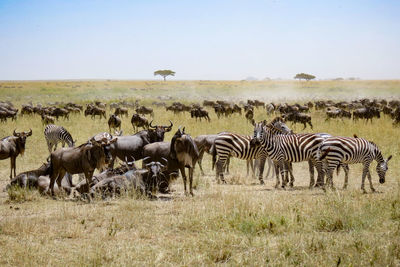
[0,80,400,266]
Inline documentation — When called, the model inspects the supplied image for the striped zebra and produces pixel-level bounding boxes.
[318,136,392,193]
[256,121,326,188]
[213,117,290,183]
[44,124,75,153]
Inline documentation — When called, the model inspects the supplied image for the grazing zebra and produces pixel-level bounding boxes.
[44,124,75,153]
[318,136,392,193]
[213,117,291,183]
[255,121,326,188]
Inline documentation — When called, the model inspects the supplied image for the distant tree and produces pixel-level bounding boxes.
[294,73,316,81]
[154,70,175,81]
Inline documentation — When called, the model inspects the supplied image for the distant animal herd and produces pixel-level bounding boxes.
[0,97,396,199]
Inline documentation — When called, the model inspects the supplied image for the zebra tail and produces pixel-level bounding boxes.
[211,145,216,171]
[336,165,341,176]
[318,147,330,161]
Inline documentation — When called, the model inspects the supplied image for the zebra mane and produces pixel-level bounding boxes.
[269,116,284,124]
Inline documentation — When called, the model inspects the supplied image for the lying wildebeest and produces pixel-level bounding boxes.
[283,112,313,130]
[48,137,117,196]
[0,129,32,179]
[37,173,73,195]
[7,162,50,189]
[108,114,122,132]
[143,127,199,196]
[114,107,128,117]
[131,113,149,132]
[135,106,154,117]
[109,121,173,167]
[90,160,167,198]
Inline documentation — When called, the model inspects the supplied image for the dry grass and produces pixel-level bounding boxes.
[0,80,399,266]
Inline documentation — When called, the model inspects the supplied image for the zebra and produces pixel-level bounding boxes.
[255,120,327,188]
[212,117,291,184]
[44,124,75,154]
[318,136,392,193]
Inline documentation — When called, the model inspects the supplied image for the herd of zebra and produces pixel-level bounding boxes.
[0,97,395,198]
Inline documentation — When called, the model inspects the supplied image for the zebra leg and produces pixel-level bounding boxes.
[342,164,350,189]
[265,157,273,179]
[216,157,227,184]
[288,162,295,187]
[361,162,371,193]
[367,170,375,192]
[257,157,266,185]
[274,162,280,188]
[280,161,288,188]
[308,160,315,188]
[315,160,325,188]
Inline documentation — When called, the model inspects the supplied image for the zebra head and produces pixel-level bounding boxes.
[377,155,392,184]
[251,121,265,146]
[270,117,292,134]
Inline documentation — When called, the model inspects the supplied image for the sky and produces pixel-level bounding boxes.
[0,0,399,80]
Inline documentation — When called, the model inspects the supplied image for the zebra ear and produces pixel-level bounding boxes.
[387,155,392,162]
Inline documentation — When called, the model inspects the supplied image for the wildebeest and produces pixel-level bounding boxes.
[190,108,210,121]
[51,107,70,120]
[7,162,50,189]
[108,114,122,132]
[283,112,313,129]
[135,106,154,117]
[0,129,32,179]
[48,137,117,195]
[131,113,149,132]
[245,109,254,124]
[114,107,128,117]
[109,121,173,167]
[41,114,55,125]
[325,107,351,121]
[85,105,106,119]
[144,127,199,196]
[353,107,380,123]
[38,173,73,195]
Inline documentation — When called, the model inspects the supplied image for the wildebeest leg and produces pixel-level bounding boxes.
[49,172,58,196]
[342,164,350,189]
[197,150,205,175]
[188,167,194,196]
[57,169,66,194]
[10,157,15,179]
[308,160,315,188]
[84,171,94,193]
[302,122,306,130]
[179,166,188,195]
[309,121,313,130]
[257,157,266,184]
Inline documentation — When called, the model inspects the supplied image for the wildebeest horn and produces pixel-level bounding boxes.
[26,129,32,136]
[142,156,150,162]
[165,120,173,131]
[161,157,168,164]
[13,129,18,136]
[149,120,156,129]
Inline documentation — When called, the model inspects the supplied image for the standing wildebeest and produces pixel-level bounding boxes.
[190,108,210,121]
[353,107,380,123]
[0,129,32,179]
[109,121,173,167]
[136,106,154,117]
[108,114,122,132]
[131,113,149,132]
[41,114,55,125]
[51,107,70,120]
[114,107,129,117]
[245,109,254,124]
[283,112,313,130]
[143,127,199,196]
[48,137,117,196]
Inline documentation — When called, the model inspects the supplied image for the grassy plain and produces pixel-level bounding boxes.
[0,80,399,266]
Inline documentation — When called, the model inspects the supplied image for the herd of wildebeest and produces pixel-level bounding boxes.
[0,97,397,200]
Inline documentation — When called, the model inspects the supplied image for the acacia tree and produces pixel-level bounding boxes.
[294,73,316,81]
[154,70,175,81]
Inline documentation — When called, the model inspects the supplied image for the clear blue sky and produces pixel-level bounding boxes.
[0,0,399,80]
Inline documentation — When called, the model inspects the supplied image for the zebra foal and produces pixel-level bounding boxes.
[44,124,75,154]
[318,136,392,193]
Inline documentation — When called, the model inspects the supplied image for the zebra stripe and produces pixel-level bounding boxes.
[44,124,74,153]
[319,136,392,192]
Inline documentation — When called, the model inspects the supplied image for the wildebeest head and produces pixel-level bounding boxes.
[148,120,173,141]
[145,160,168,192]
[377,155,392,184]
[13,129,32,156]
